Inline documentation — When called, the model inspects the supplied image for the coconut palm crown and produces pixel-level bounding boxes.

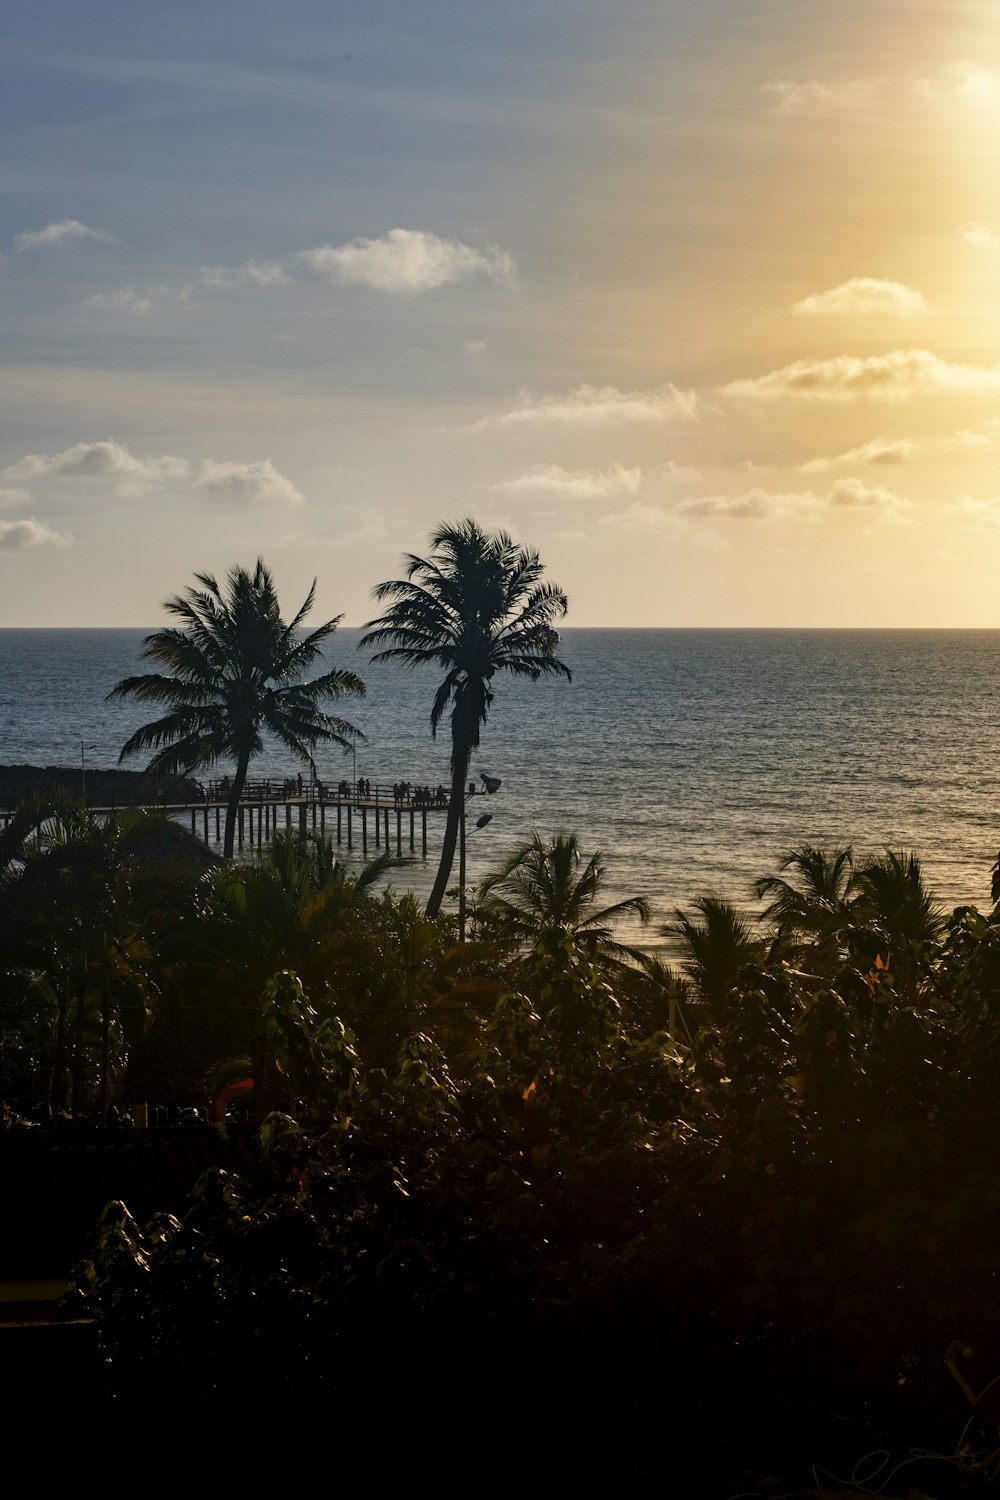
[360,520,570,917]
[478,831,650,967]
[754,843,857,971]
[664,895,768,1021]
[109,560,365,858]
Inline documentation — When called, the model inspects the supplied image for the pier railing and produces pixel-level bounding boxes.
[191,781,454,857]
[204,777,450,809]
[0,776,467,859]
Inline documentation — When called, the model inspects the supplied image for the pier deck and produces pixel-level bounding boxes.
[0,780,455,859]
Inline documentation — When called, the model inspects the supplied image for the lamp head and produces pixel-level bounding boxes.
[480,773,502,795]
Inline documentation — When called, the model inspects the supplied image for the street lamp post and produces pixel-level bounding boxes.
[458,772,501,942]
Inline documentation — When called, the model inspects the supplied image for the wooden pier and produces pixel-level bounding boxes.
[0,779,455,861]
[193,784,448,857]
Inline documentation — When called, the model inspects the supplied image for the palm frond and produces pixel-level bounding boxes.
[109,563,363,843]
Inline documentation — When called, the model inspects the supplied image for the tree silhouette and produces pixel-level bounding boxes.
[478,831,650,966]
[110,560,364,858]
[361,521,570,917]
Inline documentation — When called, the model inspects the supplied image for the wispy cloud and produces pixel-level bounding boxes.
[765,65,997,119]
[0,488,31,509]
[0,518,71,550]
[193,458,306,507]
[2,440,188,496]
[86,287,158,315]
[763,78,876,114]
[805,420,1000,471]
[723,350,1000,403]
[946,417,1000,450]
[676,488,821,522]
[15,219,115,251]
[472,383,697,430]
[949,495,1000,527]
[828,477,909,513]
[675,480,907,523]
[199,260,287,289]
[494,463,641,501]
[960,222,998,248]
[793,278,928,318]
[599,501,675,533]
[299,228,514,294]
[802,437,916,472]
[915,62,999,107]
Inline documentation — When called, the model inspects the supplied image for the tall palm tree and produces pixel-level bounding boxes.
[477,831,650,967]
[360,520,571,917]
[109,560,365,858]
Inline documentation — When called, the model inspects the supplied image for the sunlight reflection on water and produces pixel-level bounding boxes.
[2,627,998,948]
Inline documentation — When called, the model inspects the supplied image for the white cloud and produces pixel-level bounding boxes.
[0,518,71,550]
[656,459,702,484]
[15,219,115,251]
[765,66,996,120]
[299,228,514,294]
[473,382,697,430]
[0,488,31,509]
[763,78,876,114]
[674,480,907,524]
[723,350,1000,403]
[803,420,1000,470]
[802,437,916,472]
[793,278,927,318]
[916,63,999,107]
[828,477,909,513]
[463,339,488,355]
[676,488,821,522]
[599,501,675,533]
[494,463,641,501]
[193,458,306,508]
[87,287,157,315]
[961,222,997,248]
[947,417,1000,450]
[950,495,1000,527]
[2,440,188,496]
[199,260,287,289]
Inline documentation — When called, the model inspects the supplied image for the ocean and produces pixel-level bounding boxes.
[1,627,998,945]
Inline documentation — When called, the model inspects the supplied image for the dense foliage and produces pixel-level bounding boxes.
[6,816,1000,1483]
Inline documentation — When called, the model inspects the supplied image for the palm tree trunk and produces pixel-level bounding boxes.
[99,931,111,1126]
[426,752,469,918]
[72,939,87,1115]
[223,753,251,859]
[48,971,70,1116]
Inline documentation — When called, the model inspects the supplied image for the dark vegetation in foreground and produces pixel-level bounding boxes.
[6,811,1000,1488]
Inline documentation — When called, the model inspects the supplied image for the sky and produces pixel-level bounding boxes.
[2,0,1000,627]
